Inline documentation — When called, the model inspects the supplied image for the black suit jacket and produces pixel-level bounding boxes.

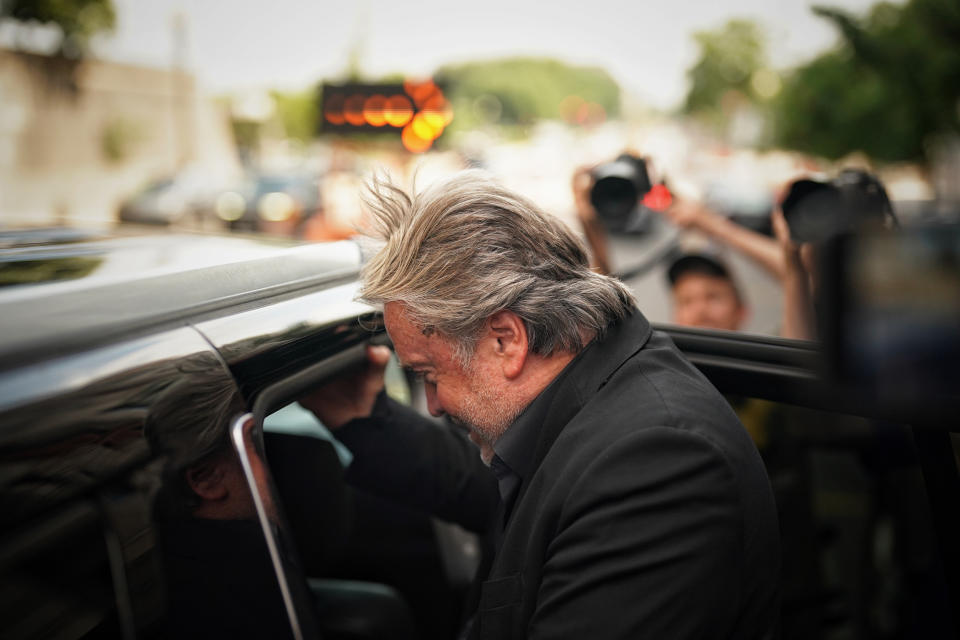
[337,310,780,639]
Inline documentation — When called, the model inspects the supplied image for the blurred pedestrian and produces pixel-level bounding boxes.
[667,252,748,331]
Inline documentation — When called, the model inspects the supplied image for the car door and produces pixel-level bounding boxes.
[194,282,481,640]
[662,324,959,639]
[0,326,300,639]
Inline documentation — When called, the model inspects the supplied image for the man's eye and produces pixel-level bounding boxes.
[414,371,435,384]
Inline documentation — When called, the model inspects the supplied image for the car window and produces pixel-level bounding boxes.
[137,350,305,639]
[260,354,477,640]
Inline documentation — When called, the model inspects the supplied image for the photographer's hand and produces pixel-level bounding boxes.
[572,166,595,217]
[663,198,787,280]
[663,199,707,230]
[572,166,612,275]
[772,208,816,340]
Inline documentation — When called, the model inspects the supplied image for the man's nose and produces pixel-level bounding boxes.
[424,382,445,417]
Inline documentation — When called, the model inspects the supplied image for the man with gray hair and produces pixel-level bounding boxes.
[302,170,779,639]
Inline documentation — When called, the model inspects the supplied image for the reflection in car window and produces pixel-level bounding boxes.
[146,355,298,639]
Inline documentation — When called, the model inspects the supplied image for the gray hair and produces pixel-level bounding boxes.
[359,170,636,362]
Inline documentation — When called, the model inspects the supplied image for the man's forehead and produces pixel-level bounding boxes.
[391,337,441,372]
[384,302,431,365]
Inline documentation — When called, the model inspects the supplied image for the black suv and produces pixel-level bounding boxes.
[1,229,957,639]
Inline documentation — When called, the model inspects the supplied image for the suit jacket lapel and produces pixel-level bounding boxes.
[506,310,654,536]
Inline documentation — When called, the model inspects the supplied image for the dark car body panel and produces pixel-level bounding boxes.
[0,235,362,367]
[0,231,375,639]
[0,326,245,637]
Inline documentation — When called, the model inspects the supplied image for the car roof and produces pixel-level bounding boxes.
[0,231,364,368]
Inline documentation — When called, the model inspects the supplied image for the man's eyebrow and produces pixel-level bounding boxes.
[397,358,430,370]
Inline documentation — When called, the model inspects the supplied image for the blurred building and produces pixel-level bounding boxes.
[0,48,239,228]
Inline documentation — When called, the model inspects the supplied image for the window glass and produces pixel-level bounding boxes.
[261,354,477,640]
[145,360,302,639]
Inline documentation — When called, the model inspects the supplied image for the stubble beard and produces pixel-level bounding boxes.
[452,374,525,465]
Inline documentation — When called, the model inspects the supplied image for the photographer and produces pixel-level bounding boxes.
[661,169,896,340]
[572,153,667,276]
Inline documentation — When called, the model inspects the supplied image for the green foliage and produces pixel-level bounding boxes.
[683,19,768,119]
[101,117,140,163]
[271,88,319,142]
[230,119,260,154]
[774,0,960,162]
[434,57,621,135]
[1,0,115,57]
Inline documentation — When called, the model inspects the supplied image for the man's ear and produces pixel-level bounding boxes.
[487,310,528,379]
[186,458,229,501]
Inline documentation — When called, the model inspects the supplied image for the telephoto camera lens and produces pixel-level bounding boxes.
[781,179,845,244]
[590,154,653,233]
[781,170,896,244]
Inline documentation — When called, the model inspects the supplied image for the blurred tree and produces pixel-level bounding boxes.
[0,0,115,58]
[683,19,769,119]
[434,57,621,136]
[272,88,319,143]
[774,0,960,162]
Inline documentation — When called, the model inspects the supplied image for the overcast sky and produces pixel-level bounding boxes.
[93,0,882,109]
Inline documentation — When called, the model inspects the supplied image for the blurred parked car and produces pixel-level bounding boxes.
[117,169,233,229]
[213,173,322,237]
[117,177,192,225]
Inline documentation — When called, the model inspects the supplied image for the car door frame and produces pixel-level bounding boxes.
[659,323,960,633]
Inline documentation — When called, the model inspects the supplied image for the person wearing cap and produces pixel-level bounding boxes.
[667,253,748,332]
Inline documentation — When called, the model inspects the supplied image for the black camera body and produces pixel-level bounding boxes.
[781,169,895,244]
[590,154,654,234]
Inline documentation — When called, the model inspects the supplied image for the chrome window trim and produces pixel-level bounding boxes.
[229,413,304,640]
